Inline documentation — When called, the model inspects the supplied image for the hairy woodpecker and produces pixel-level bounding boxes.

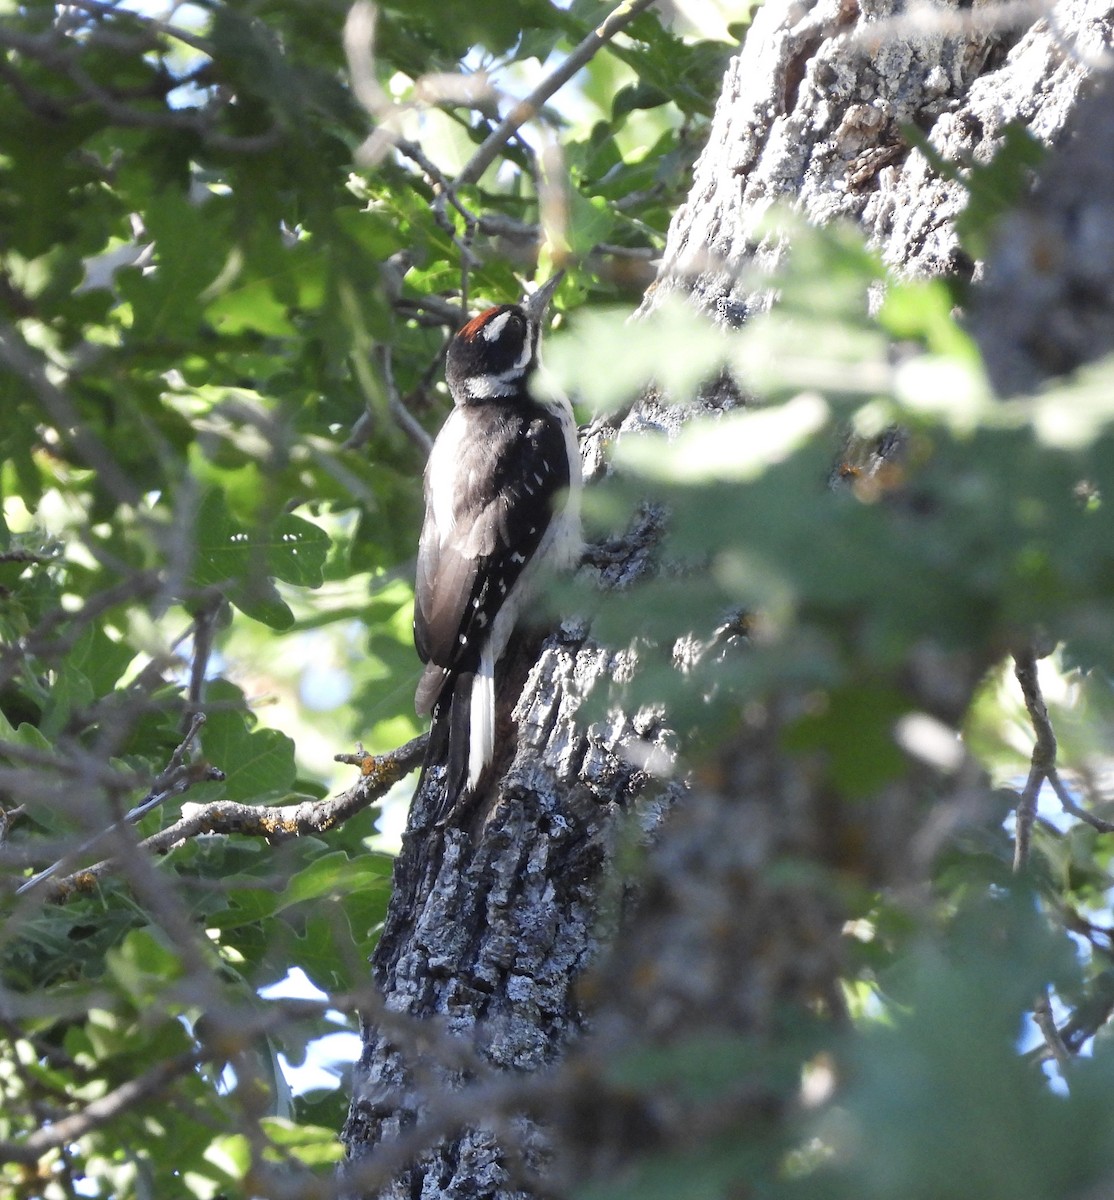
[413,274,582,813]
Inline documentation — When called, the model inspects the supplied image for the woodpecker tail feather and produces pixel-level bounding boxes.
[413,671,478,826]
[468,650,496,793]
[446,670,474,806]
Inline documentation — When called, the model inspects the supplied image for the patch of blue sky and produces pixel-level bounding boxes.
[258,967,362,1096]
[113,0,212,108]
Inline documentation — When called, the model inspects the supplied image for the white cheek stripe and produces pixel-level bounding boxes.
[512,333,532,371]
[481,311,512,342]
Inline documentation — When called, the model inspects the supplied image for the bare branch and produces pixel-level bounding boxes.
[453,0,661,189]
[0,974,466,1171]
[14,714,222,896]
[395,138,481,235]
[0,549,58,565]
[0,568,164,695]
[64,0,215,55]
[1012,762,1042,872]
[40,735,427,901]
[0,1051,202,1166]
[393,294,467,327]
[393,138,482,278]
[187,598,223,710]
[378,346,434,456]
[0,24,281,153]
[1033,990,1073,1077]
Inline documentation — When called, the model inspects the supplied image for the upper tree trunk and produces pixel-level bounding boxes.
[342,2,1114,1196]
[647,0,1108,325]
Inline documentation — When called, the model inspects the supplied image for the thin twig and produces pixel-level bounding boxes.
[14,715,220,896]
[0,983,398,1167]
[595,243,660,261]
[0,26,280,153]
[0,568,163,694]
[395,138,483,271]
[1033,990,1073,1076]
[65,0,215,55]
[394,294,468,327]
[1012,647,1055,872]
[1055,982,1114,1054]
[0,322,142,507]
[1046,768,1114,834]
[379,346,434,455]
[0,1051,202,1166]
[453,0,660,189]
[187,597,223,711]
[1013,761,1043,872]
[0,548,58,565]
[1013,648,1114,854]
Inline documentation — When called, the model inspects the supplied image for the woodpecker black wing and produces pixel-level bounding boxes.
[413,399,572,717]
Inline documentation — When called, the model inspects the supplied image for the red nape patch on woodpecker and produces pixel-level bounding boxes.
[459,307,505,341]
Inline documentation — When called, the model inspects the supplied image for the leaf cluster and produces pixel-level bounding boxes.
[0,0,725,1193]
[553,207,1114,1198]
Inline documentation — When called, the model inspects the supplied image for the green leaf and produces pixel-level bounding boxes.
[197,692,297,803]
[269,514,330,588]
[260,1117,345,1165]
[278,850,391,912]
[0,708,51,755]
[957,123,1046,260]
[105,928,185,1007]
[68,623,136,695]
[782,683,912,797]
[117,191,229,341]
[203,1134,252,1182]
[190,490,329,628]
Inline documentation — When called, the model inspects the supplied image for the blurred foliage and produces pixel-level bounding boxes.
[0,0,727,1193]
[553,210,1114,1198]
[3,0,1114,1197]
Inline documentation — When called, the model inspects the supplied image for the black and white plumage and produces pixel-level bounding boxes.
[413,275,581,813]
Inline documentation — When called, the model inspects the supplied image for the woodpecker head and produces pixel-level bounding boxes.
[445,274,561,405]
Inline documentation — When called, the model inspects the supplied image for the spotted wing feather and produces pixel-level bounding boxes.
[414,402,570,716]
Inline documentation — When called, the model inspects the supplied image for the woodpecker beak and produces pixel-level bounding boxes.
[523,271,564,323]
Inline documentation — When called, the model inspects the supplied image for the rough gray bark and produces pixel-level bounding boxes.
[341,507,678,1199]
[646,0,1109,324]
[972,74,1114,394]
[342,2,1113,1196]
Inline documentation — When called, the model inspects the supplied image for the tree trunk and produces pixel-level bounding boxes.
[342,1,1113,1195]
[646,0,1107,324]
[971,73,1114,394]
